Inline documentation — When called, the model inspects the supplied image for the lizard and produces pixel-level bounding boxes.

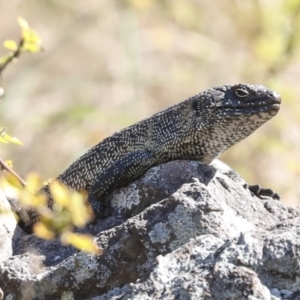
[15,83,281,233]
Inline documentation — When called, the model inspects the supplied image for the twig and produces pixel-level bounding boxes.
[0,39,24,74]
[0,157,26,187]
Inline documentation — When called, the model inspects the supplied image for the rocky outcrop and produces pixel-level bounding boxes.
[0,189,18,262]
[0,160,299,300]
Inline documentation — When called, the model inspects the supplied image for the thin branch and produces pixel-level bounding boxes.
[0,39,24,74]
[0,157,26,187]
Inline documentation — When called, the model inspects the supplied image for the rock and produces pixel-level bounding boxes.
[0,160,300,299]
[0,189,19,262]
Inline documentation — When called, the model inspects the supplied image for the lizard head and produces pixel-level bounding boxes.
[214,83,281,118]
[191,83,281,163]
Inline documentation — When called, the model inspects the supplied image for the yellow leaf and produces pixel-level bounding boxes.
[0,176,20,198]
[26,172,43,193]
[0,136,8,143]
[7,136,23,145]
[0,133,23,145]
[69,192,93,227]
[20,192,47,208]
[23,43,41,53]
[16,17,42,53]
[61,232,102,254]
[3,40,18,51]
[49,181,70,207]
[17,17,29,30]
[21,29,42,53]
[34,222,55,240]
[23,30,39,43]
[5,160,13,168]
[1,173,23,189]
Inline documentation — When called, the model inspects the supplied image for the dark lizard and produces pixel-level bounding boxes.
[16,83,281,233]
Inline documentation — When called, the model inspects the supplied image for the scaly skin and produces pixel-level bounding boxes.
[17,83,281,233]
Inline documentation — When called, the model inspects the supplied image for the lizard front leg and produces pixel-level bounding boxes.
[88,149,157,217]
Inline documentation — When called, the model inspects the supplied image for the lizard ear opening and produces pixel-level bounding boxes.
[192,99,201,117]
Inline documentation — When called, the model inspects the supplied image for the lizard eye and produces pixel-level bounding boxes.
[234,87,249,98]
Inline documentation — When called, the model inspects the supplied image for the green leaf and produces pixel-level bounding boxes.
[3,40,17,51]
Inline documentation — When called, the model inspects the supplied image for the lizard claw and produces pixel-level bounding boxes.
[243,183,280,200]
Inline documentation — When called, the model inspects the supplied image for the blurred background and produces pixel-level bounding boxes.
[0,0,299,206]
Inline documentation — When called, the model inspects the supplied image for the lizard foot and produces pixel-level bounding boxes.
[243,183,280,200]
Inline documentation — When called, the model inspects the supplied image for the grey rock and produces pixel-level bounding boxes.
[1,160,299,300]
[0,189,19,262]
